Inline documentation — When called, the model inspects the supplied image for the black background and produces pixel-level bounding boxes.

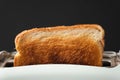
[0,0,119,52]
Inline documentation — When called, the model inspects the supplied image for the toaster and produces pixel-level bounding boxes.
[0,50,120,80]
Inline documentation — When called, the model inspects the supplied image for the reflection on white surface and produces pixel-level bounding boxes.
[0,64,120,80]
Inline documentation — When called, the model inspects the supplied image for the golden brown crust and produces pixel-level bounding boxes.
[15,24,104,44]
[14,24,104,67]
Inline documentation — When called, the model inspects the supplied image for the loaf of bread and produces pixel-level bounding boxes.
[14,24,105,66]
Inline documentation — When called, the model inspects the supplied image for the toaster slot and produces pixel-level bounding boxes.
[1,50,120,68]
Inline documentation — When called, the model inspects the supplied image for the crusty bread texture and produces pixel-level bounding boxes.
[14,24,105,66]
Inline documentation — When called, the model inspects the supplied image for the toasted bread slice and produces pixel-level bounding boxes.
[14,24,104,66]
